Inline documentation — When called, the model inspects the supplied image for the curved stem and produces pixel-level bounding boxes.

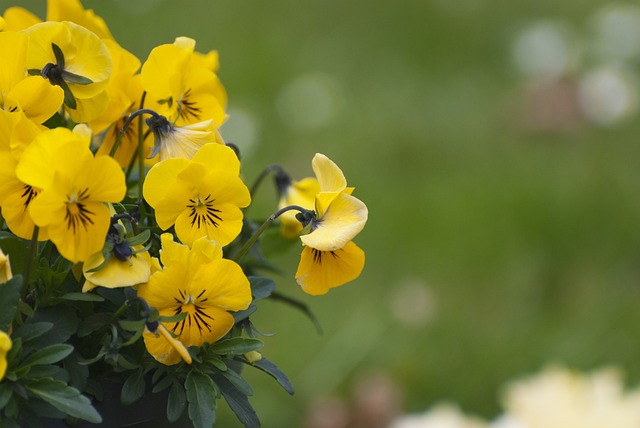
[108,105,158,158]
[232,205,310,263]
[249,164,283,198]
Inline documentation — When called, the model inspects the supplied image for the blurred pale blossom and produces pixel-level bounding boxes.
[494,366,640,428]
[577,66,638,126]
[390,404,487,428]
[512,20,579,79]
[589,4,640,61]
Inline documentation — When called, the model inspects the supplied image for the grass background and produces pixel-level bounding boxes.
[9,0,640,425]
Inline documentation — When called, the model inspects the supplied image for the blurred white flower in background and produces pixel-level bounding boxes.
[390,404,487,428]
[589,3,640,62]
[577,66,638,126]
[493,366,640,428]
[512,20,579,80]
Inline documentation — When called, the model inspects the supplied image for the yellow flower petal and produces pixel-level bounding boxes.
[295,241,365,296]
[6,76,64,124]
[301,192,368,251]
[82,249,151,292]
[143,324,192,366]
[0,30,28,96]
[312,153,347,193]
[0,330,12,381]
[46,0,114,40]
[0,248,13,283]
[2,7,41,31]
[142,157,189,208]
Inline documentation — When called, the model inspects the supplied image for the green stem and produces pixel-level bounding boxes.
[108,107,158,158]
[23,226,39,287]
[249,164,283,198]
[232,205,310,262]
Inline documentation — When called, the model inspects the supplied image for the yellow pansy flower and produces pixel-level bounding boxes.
[0,30,64,124]
[146,114,224,161]
[293,154,368,295]
[299,153,368,251]
[143,143,250,247]
[138,234,251,365]
[140,38,225,127]
[15,127,126,263]
[23,21,112,120]
[0,330,11,381]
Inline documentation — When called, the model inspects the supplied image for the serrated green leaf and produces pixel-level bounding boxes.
[121,368,145,405]
[21,344,73,367]
[24,378,101,423]
[213,372,260,428]
[12,322,53,343]
[209,338,263,355]
[248,276,276,300]
[60,292,104,302]
[167,381,187,423]
[186,371,217,428]
[0,275,23,331]
[241,356,294,395]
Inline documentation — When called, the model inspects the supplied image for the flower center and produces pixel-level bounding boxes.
[171,289,215,336]
[21,185,39,212]
[178,89,202,121]
[65,188,94,232]
[187,194,222,229]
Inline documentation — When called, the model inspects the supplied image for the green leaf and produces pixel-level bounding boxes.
[24,378,101,423]
[159,312,188,323]
[0,383,13,408]
[207,354,228,372]
[51,43,65,68]
[248,276,276,300]
[241,356,294,395]
[77,312,111,337]
[209,338,263,356]
[60,292,104,302]
[21,344,74,367]
[121,368,146,405]
[60,70,93,85]
[220,367,253,396]
[185,371,218,428]
[0,236,29,278]
[213,373,260,428]
[32,306,79,347]
[12,322,52,344]
[0,275,23,331]
[119,319,146,331]
[167,381,187,423]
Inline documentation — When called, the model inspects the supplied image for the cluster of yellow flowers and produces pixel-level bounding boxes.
[0,0,367,372]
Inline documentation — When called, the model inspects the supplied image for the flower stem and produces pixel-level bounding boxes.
[249,164,284,198]
[232,205,310,263]
[23,226,39,287]
[108,105,158,158]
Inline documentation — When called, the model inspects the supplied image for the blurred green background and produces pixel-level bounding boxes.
[11,0,640,426]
